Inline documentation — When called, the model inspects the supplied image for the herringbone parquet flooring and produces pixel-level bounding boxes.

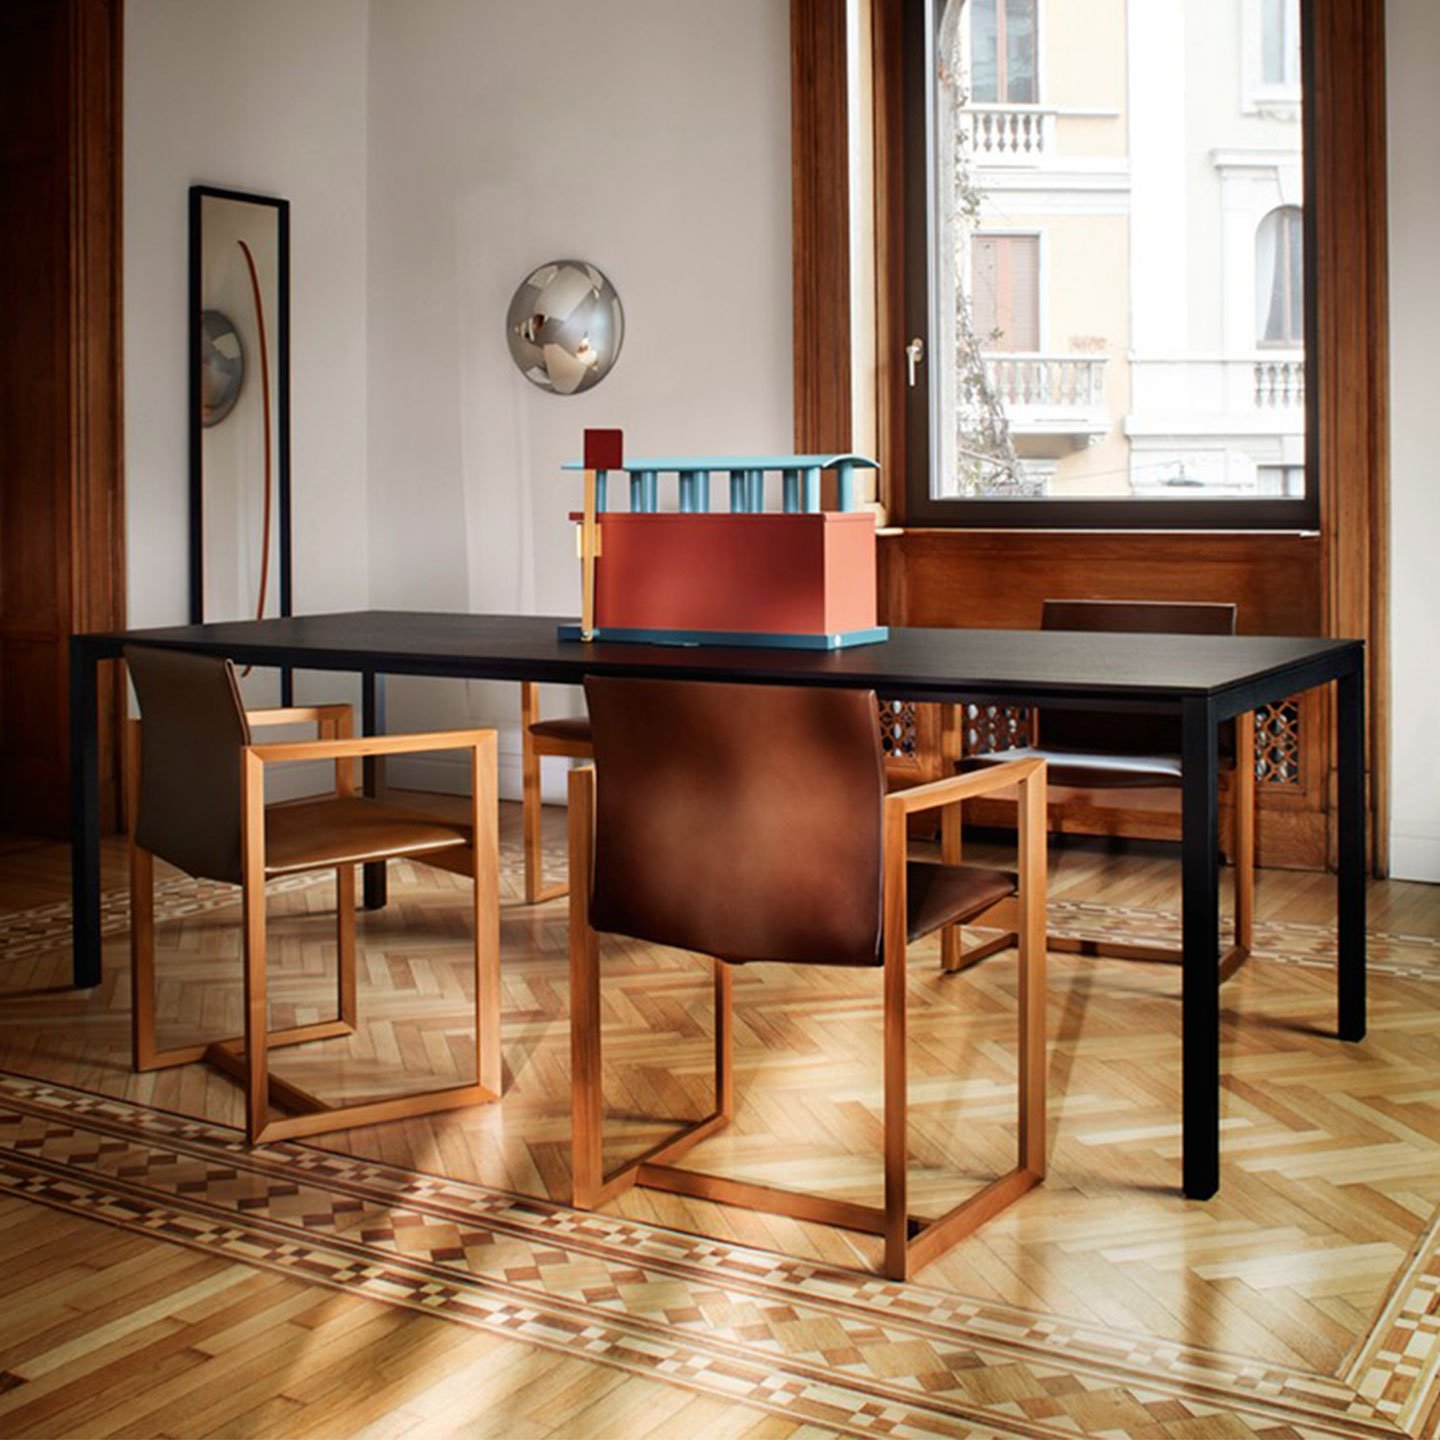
[2,804,1439,1399]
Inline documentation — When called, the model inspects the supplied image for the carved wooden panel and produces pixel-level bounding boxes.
[961,703,1031,756]
[877,698,919,761]
[1255,701,1304,787]
[877,697,947,791]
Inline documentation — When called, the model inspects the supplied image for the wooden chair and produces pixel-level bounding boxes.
[125,645,501,1145]
[520,681,593,903]
[567,677,1048,1281]
[942,599,1255,979]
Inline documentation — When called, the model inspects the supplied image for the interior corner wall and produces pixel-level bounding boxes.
[363,0,793,798]
[123,0,370,640]
[1386,0,1440,883]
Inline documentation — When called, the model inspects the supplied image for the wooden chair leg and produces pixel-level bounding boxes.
[336,866,357,1029]
[715,959,734,1120]
[1235,713,1255,954]
[569,766,604,1207]
[882,802,910,1281]
[241,751,270,1144]
[1017,767,1048,1178]
[939,794,965,973]
[472,733,502,1095]
[521,683,552,905]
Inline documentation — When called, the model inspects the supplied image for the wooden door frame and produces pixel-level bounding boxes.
[791,0,1390,874]
[72,0,127,835]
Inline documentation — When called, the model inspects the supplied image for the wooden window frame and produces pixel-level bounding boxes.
[896,0,1319,531]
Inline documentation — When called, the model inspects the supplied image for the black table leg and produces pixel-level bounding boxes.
[69,639,103,989]
[362,671,388,910]
[1337,664,1367,1041]
[1181,695,1221,1199]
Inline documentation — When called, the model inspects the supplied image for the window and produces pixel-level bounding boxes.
[1261,0,1301,89]
[969,0,1037,104]
[1257,206,1304,347]
[904,0,1316,528]
[970,234,1040,351]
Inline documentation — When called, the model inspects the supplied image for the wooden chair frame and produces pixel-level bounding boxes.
[521,681,593,904]
[568,756,1048,1282]
[129,706,501,1145]
[937,708,1255,981]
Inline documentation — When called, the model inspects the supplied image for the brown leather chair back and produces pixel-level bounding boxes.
[584,678,886,967]
[1038,600,1236,756]
[126,646,252,884]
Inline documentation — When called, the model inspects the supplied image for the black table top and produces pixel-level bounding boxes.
[80,610,1362,708]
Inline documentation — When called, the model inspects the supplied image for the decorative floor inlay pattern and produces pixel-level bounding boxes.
[0,1072,1433,1438]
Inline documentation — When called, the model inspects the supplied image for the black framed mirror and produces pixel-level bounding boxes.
[188,185,291,633]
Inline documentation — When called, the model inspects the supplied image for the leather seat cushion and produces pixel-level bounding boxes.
[960,746,1232,790]
[265,797,471,876]
[907,861,1016,942]
[528,716,594,746]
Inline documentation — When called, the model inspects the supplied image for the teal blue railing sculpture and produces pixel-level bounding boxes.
[561,453,878,515]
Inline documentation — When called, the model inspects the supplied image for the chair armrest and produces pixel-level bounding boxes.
[247,728,495,767]
[245,704,353,732]
[884,756,1045,817]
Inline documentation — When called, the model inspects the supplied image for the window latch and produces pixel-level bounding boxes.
[906,336,925,388]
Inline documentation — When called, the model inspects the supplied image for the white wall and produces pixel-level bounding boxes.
[123,0,792,802]
[363,0,793,795]
[124,0,370,639]
[1387,0,1440,882]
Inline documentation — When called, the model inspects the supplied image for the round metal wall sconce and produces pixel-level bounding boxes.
[505,260,624,395]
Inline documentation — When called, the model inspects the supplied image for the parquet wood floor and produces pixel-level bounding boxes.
[0,1197,821,1440]
[1,804,1439,1436]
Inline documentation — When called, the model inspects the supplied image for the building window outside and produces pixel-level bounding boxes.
[1257,206,1304,347]
[970,0,1038,104]
[1261,0,1301,89]
[970,234,1040,352]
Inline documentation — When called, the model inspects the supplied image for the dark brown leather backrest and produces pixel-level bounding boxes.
[126,646,251,884]
[585,678,886,967]
[1039,600,1237,755]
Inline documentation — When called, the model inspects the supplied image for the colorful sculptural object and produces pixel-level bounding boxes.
[563,431,887,650]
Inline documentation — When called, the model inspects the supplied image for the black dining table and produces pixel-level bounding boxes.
[69,610,1366,1199]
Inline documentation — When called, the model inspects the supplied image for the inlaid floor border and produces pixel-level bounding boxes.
[0,1072,1434,1438]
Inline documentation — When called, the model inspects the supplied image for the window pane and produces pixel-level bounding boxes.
[970,0,998,102]
[972,235,1040,351]
[1257,206,1303,346]
[930,0,1306,505]
[1261,0,1286,84]
[1004,0,1037,102]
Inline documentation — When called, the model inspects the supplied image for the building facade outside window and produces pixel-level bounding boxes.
[924,0,1306,511]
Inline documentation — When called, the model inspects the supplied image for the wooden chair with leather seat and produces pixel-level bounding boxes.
[520,682,593,903]
[567,676,1048,1281]
[941,599,1255,979]
[125,645,501,1145]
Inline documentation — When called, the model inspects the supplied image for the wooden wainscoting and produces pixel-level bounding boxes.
[877,530,1330,869]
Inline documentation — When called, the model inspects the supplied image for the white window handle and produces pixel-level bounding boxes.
[906,336,926,388]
